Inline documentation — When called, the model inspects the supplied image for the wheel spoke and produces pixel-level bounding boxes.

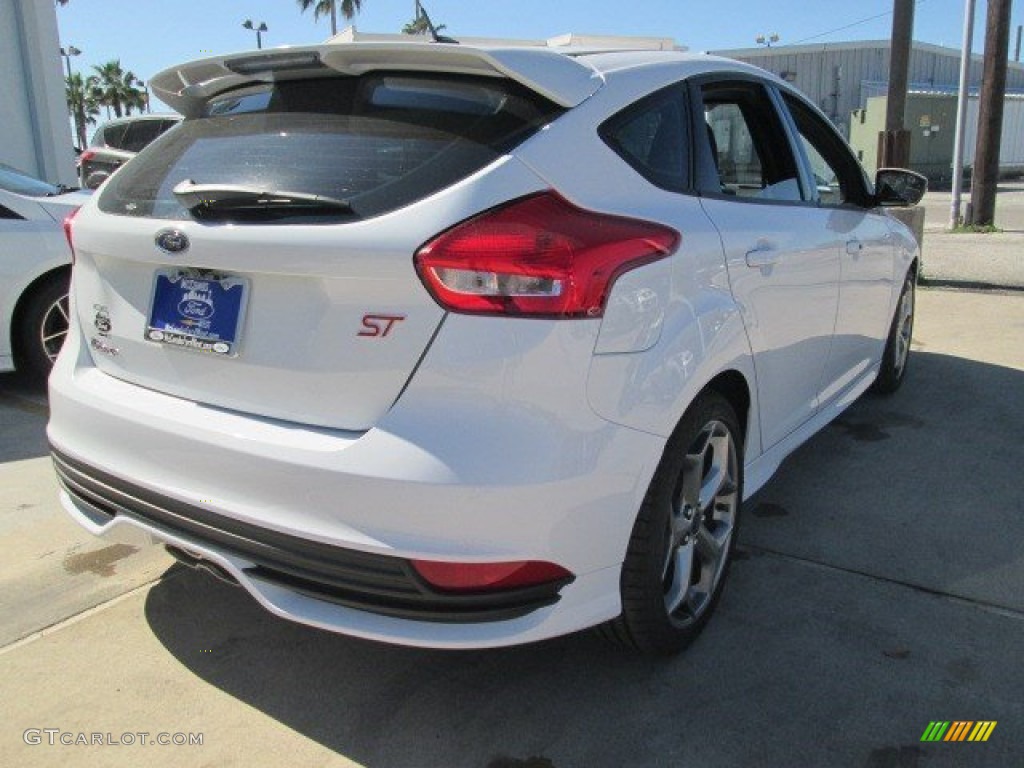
[698,433,736,510]
[56,297,70,323]
[664,542,694,615]
[678,434,711,511]
[43,330,68,344]
[696,520,731,570]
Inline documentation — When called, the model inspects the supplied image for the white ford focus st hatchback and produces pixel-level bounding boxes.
[48,39,923,653]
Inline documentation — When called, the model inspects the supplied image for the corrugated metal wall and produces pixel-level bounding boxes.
[965,95,1024,167]
[716,40,1024,138]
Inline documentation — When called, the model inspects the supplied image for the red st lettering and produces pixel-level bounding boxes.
[358,314,406,337]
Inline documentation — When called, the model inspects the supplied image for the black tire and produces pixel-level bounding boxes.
[871,269,916,395]
[601,391,743,655]
[14,273,71,382]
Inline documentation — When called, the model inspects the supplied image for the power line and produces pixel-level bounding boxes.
[791,0,928,45]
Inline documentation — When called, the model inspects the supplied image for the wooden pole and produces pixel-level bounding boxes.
[969,0,1013,226]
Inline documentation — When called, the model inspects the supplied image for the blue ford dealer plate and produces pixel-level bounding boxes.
[146,270,249,356]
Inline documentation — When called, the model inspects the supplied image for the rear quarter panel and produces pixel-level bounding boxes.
[513,64,760,457]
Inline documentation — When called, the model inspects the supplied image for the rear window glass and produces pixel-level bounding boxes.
[98,74,562,223]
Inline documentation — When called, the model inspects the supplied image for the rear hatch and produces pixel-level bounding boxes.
[73,51,583,431]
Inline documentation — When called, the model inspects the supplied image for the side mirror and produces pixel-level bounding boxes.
[874,168,928,207]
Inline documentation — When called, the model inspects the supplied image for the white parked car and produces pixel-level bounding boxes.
[0,163,88,379]
[48,41,924,653]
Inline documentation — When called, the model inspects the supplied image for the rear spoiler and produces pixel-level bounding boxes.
[149,42,605,117]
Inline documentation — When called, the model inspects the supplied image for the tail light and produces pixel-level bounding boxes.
[77,149,96,168]
[63,207,81,264]
[410,558,573,593]
[414,192,679,318]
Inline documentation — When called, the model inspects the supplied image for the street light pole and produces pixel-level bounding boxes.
[59,45,81,81]
[950,0,976,229]
[60,46,84,149]
[242,20,268,49]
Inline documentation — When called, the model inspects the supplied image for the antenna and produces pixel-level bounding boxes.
[418,2,458,44]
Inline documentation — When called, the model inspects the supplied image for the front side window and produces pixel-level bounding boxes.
[699,81,802,203]
[98,74,562,223]
[782,93,871,207]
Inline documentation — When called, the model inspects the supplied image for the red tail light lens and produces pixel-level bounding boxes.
[62,207,81,264]
[414,192,679,318]
[410,559,573,593]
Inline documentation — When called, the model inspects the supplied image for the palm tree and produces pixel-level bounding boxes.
[122,80,147,115]
[92,60,146,119]
[65,72,101,148]
[295,0,363,36]
[402,16,445,35]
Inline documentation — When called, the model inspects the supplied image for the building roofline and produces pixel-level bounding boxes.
[712,38,1024,71]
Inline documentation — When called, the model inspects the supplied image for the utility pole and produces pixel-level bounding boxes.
[1015,24,1022,61]
[880,0,915,167]
[950,0,976,228]
[969,0,1013,226]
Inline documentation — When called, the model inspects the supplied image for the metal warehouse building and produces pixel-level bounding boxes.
[713,39,1024,138]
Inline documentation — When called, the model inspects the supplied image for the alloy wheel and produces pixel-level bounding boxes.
[663,419,739,627]
[40,293,70,364]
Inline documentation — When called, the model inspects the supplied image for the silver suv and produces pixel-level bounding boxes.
[78,115,182,190]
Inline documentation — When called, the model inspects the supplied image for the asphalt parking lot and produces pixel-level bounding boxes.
[2,287,1022,768]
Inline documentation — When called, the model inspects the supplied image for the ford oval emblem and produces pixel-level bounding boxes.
[156,229,189,254]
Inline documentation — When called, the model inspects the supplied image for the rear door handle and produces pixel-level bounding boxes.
[745,242,779,268]
[846,239,864,257]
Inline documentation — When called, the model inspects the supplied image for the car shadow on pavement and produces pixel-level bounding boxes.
[744,349,1024,615]
[142,351,1024,767]
[0,371,51,463]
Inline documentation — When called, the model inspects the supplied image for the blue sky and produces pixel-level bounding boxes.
[57,0,1022,113]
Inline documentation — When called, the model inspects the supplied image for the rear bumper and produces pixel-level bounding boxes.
[47,319,665,647]
[53,447,569,624]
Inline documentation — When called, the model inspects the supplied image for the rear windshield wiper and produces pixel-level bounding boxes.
[172,180,352,215]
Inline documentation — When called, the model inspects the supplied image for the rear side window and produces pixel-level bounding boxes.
[98,74,563,222]
[121,120,165,152]
[600,85,689,192]
[92,122,128,149]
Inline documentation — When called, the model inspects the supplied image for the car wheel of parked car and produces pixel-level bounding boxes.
[872,269,916,394]
[16,273,70,381]
[603,391,743,654]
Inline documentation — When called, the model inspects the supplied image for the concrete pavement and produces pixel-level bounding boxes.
[2,288,1022,767]
[918,181,1024,290]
